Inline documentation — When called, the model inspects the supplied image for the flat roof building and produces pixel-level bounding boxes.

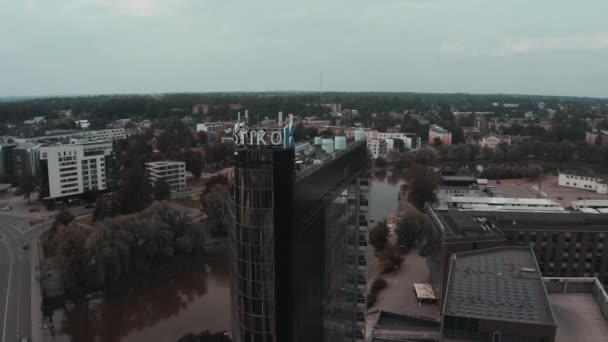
[145,161,187,192]
[428,125,452,146]
[442,246,557,342]
[435,196,566,212]
[427,207,608,301]
[39,141,116,200]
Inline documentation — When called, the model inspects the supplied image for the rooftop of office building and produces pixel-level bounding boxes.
[427,207,504,240]
[294,137,366,181]
[443,246,556,326]
[467,210,608,232]
[429,208,608,237]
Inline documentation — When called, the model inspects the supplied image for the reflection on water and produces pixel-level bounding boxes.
[369,173,404,222]
[50,249,230,342]
[50,175,403,342]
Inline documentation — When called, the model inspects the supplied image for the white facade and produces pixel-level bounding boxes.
[558,172,608,194]
[40,142,113,199]
[437,185,482,198]
[377,132,420,150]
[437,196,565,212]
[77,128,126,142]
[367,139,387,159]
[196,122,223,133]
[76,120,90,129]
[480,134,511,149]
[146,161,187,192]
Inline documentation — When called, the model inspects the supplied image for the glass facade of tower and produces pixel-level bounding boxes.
[229,140,369,342]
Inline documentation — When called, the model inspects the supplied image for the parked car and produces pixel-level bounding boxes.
[28,208,39,212]
[0,206,11,211]
[22,243,29,250]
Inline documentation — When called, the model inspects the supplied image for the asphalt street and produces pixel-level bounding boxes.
[0,214,41,342]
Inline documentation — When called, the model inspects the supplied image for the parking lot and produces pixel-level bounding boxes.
[487,176,608,208]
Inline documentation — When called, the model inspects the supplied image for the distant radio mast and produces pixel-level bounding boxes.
[319,72,323,103]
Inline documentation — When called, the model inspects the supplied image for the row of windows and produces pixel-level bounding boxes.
[61,188,79,195]
[564,174,597,181]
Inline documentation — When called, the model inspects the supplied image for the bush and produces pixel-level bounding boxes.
[369,220,389,251]
[378,250,403,274]
[367,292,377,308]
[370,277,387,293]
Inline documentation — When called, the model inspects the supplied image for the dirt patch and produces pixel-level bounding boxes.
[76,214,93,226]
[488,176,608,207]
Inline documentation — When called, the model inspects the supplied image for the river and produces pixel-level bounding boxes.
[49,175,402,342]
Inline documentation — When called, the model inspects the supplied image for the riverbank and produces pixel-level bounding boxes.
[44,243,231,342]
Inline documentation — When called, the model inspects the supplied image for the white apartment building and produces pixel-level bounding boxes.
[146,161,187,192]
[480,133,511,149]
[367,139,387,159]
[77,128,126,142]
[377,132,421,150]
[196,122,223,133]
[558,171,608,194]
[39,141,113,199]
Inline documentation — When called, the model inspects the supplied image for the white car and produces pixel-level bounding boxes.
[0,206,11,211]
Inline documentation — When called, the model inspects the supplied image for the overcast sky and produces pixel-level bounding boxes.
[1,0,607,98]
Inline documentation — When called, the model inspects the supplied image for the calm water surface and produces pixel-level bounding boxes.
[51,175,401,341]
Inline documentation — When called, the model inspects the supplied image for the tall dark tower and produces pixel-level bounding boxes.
[229,121,370,342]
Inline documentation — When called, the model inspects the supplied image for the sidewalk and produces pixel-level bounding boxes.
[30,224,44,342]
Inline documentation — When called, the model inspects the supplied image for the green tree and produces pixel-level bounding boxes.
[404,164,438,209]
[369,220,389,251]
[117,166,152,214]
[394,209,429,252]
[18,173,37,204]
[186,152,204,179]
[153,178,172,201]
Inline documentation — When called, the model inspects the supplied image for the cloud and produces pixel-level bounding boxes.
[441,33,608,57]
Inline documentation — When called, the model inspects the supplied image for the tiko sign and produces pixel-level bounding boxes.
[234,127,295,149]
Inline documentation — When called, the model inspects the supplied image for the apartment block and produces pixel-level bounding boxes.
[367,138,387,159]
[39,141,114,200]
[145,161,187,192]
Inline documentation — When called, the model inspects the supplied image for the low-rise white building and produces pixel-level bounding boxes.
[77,128,126,142]
[146,161,187,192]
[377,132,421,150]
[480,133,511,149]
[558,171,608,194]
[39,141,113,199]
[436,196,565,212]
[367,139,387,159]
[196,122,223,133]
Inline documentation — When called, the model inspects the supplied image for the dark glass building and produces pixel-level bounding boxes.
[229,128,370,342]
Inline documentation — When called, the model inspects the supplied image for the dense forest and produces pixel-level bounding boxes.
[1,92,606,125]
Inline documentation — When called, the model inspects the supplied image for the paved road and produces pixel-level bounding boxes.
[0,215,43,342]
